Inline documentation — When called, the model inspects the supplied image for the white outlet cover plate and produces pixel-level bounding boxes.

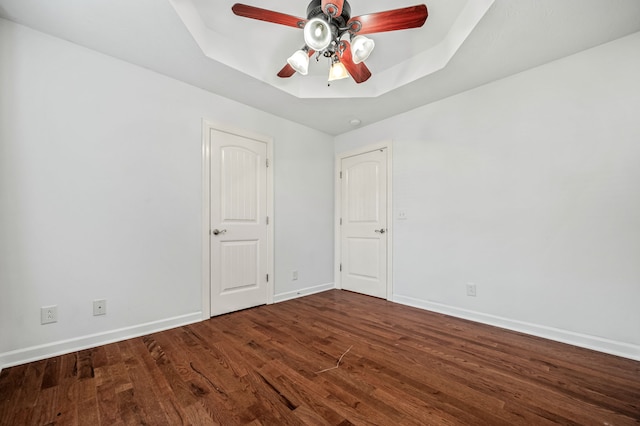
[41,305,58,324]
[466,284,477,297]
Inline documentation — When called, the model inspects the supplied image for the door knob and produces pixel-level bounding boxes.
[212,229,227,235]
[375,228,386,234]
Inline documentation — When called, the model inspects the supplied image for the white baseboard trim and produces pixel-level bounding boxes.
[0,312,203,371]
[393,294,640,362]
[273,282,335,303]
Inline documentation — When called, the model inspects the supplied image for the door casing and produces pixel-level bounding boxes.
[335,141,393,300]
[201,120,274,319]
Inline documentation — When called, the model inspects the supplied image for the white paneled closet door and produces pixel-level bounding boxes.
[210,129,268,316]
[340,148,388,298]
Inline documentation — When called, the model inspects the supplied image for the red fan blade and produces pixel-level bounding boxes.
[232,4,306,29]
[347,5,428,35]
[339,41,372,84]
[321,0,344,18]
[277,49,316,78]
[277,64,297,78]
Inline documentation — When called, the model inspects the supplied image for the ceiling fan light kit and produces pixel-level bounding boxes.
[287,49,311,75]
[350,35,375,64]
[232,0,428,84]
[303,17,334,51]
[328,59,350,81]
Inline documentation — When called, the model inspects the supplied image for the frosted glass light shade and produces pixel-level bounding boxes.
[328,61,349,81]
[304,18,332,51]
[351,35,375,64]
[287,50,310,75]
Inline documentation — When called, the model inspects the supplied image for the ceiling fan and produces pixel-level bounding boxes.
[232,1,428,84]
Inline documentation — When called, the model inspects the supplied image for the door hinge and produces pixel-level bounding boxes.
[340,218,342,225]
[266,216,269,225]
[266,158,270,167]
[339,171,342,179]
[266,274,269,282]
[340,263,342,272]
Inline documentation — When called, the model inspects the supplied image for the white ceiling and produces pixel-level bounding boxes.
[1,0,639,135]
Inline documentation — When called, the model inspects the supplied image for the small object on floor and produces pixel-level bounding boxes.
[315,345,353,374]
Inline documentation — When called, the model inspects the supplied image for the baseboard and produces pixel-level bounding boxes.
[0,312,203,371]
[392,294,640,362]
[273,282,335,303]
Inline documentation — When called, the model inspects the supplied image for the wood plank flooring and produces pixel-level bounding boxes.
[1,290,639,425]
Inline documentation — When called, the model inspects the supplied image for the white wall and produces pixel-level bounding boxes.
[0,19,334,367]
[274,135,335,301]
[336,32,640,360]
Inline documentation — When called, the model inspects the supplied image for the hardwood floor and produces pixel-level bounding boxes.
[1,289,639,425]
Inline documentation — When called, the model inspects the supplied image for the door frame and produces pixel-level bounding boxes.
[335,141,393,301]
[201,119,274,319]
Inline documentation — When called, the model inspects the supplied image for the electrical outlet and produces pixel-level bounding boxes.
[292,270,298,281]
[398,210,408,220]
[93,299,106,316]
[466,283,477,297]
[41,305,58,324]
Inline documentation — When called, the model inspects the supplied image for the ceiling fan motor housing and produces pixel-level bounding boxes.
[306,0,351,28]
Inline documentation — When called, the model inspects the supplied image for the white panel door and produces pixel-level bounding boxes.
[341,149,387,298]
[210,129,268,316]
